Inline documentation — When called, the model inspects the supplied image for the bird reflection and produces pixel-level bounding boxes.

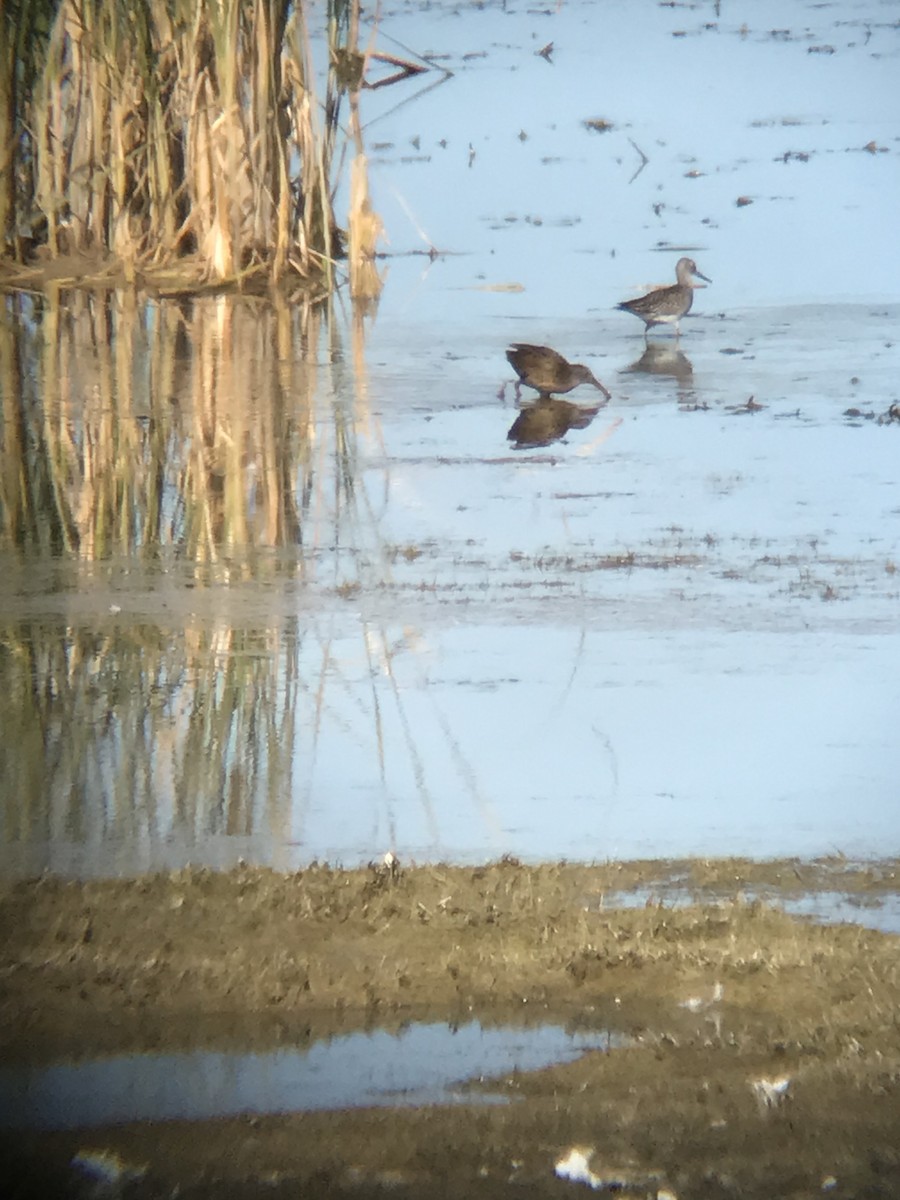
[621,343,694,384]
[507,396,603,449]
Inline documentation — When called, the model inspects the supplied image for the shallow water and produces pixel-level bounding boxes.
[603,885,900,936]
[0,1020,625,1130]
[1,0,899,880]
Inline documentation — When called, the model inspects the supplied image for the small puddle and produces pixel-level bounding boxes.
[0,1019,628,1132]
[602,889,900,936]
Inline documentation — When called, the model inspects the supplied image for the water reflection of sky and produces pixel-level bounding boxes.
[296,625,897,865]
[361,0,900,315]
[1,0,899,881]
[0,1020,625,1130]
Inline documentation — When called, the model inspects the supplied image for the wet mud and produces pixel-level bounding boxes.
[3,857,900,1199]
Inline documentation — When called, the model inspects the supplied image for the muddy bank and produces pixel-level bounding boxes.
[3,857,900,1198]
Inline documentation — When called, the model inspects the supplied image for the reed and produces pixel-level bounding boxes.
[0,0,382,297]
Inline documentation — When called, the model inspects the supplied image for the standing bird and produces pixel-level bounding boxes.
[617,257,712,338]
[506,343,611,401]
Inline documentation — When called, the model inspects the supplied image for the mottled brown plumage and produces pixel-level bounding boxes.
[506,343,611,400]
[617,257,712,336]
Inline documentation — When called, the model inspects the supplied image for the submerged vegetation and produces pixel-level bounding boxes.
[0,0,384,297]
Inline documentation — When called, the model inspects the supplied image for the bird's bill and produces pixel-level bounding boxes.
[589,374,612,400]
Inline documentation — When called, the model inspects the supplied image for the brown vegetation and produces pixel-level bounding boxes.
[0,0,384,297]
[2,859,900,1198]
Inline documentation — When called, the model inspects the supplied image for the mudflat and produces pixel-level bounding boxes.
[2,857,900,1198]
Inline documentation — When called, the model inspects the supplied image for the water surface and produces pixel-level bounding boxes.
[1,0,898,879]
[0,1020,625,1130]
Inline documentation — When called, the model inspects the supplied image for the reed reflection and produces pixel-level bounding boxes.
[0,290,339,562]
[0,288,472,878]
[0,618,299,876]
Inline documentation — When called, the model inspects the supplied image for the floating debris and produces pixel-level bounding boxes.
[365,50,430,89]
[751,1075,792,1113]
[725,395,766,414]
[473,281,525,293]
[583,117,614,134]
[736,195,753,207]
[846,403,900,425]
[554,1146,673,1195]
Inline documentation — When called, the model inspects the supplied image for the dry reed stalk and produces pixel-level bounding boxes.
[347,153,384,302]
[0,298,27,543]
[0,20,18,254]
[3,0,381,291]
[33,12,67,258]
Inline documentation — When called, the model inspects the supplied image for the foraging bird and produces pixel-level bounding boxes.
[616,257,711,337]
[506,343,611,400]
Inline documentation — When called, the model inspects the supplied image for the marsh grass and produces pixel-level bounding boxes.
[4,860,900,1045]
[0,0,384,299]
[4,858,900,1200]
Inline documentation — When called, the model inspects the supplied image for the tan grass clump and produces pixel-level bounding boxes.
[0,0,383,297]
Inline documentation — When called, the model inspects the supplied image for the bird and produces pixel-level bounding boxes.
[616,257,712,337]
[506,343,611,401]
